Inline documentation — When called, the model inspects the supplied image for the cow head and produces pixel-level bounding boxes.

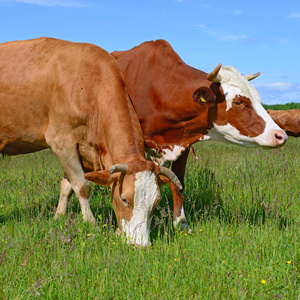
[84,161,181,246]
[198,64,287,147]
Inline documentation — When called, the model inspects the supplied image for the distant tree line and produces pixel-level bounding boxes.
[263,102,300,110]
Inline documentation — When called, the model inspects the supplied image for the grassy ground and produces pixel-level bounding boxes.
[0,138,300,299]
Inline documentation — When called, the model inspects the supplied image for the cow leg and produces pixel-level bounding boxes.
[49,141,97,225]
[61,158,96,225]
[54,172,74,219]
[170,148,190,231]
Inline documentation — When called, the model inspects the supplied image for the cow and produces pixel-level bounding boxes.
[109,39,287,230]
[0,37,182,246]
[268,109,300,137]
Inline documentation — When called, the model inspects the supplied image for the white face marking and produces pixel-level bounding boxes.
[146,145,185,166]
[205,124,257,147]
[121,171,159,246]
[218,66,261,111]
[206,66,287,147]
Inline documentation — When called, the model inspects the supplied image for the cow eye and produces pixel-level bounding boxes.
[120,195,129,207]
[233,100,242,105]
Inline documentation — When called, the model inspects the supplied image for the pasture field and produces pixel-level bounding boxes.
[0,138,300,299]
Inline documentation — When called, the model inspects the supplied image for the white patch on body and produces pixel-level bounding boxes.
[121,171,159,246]
[205,66,286,147]
[199,135,211,141]
[146,145,185,166]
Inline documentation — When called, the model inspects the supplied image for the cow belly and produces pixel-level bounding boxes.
[0,140,48,155]
[0,120,49,155]
[0,93,50,155]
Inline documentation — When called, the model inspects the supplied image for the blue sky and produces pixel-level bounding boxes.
[1,0,299,105]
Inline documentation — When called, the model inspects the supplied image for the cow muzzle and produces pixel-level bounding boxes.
[121,218,150,247]
[274,130,288,146]
[258,128,288,148]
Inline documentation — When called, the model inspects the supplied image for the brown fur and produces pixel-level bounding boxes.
[268,109,300,137]
[0,37,163,232]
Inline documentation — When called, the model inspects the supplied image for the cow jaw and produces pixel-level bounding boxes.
[120,171,160,247]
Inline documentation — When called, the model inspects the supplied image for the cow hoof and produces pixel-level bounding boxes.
[54,212,66,220]
[180,223,192,234]
[173,219,192,233]
[90,217,97,226]
[83,214,97,226]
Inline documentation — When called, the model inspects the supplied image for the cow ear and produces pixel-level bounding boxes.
[192,87,216,106]
[157,174,170,186]
[85,170,118,186]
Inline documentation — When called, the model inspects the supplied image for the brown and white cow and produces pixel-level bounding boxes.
[0,37,181,246]
[268,109,300,137]
[110,39,287,230]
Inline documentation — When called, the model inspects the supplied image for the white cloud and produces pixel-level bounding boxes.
[255,82,300,104]
[15,0,88,7]
[219,34,246,41]
[276,38,288,44]
[199,27,247,41]
[269,82,292,91]
[194,24,206,28]
[288,12,300,18]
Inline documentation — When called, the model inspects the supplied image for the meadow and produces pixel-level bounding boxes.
[0,138,300,299]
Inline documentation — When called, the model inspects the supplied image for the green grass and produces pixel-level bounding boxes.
[0,139,300,299]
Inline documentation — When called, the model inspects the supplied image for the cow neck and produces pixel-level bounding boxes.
[93,93,146,169]
[134,65,215,151]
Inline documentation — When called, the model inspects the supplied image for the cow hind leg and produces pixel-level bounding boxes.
[54,172,74,219]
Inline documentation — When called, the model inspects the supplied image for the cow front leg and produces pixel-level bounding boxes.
[60,160,96,225]
[170,148,190,231]
[54,172,74,219]
[49,140,97,225]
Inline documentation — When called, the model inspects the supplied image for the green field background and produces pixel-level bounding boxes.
[0,138,300,299]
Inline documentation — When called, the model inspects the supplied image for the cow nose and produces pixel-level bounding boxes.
[275,130,288,146]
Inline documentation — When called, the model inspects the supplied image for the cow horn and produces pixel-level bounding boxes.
[159,167,183,190]
[207,63,222,82]
[110,164,129,174]
[245,72,261,81]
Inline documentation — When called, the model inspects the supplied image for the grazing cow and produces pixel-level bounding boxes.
[268,109,300,137]
[110,39,287,230]
[0,37,181,246]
